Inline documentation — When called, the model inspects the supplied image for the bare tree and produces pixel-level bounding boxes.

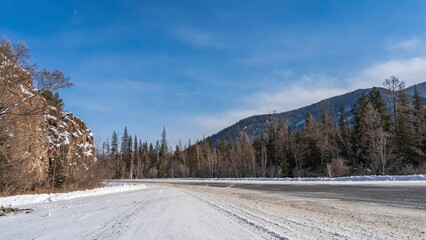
[0,38,73,193]
[383,76,405,132]
[0,38,73,119]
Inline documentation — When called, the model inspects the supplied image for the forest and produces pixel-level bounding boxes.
[97,78,425,179]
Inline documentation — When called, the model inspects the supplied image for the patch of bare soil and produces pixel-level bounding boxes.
[0,206,33,216]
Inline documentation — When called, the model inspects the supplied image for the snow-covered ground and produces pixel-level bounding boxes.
[0,184,265,240]
[0,178,425,239]
[0,183,147,207]
[115,174,426,185]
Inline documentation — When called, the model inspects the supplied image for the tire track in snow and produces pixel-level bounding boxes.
[181,187,362,240]
[83,186,165,240]
[182,190,289,240]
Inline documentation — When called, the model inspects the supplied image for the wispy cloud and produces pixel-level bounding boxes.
[171,25,226,49]
[387,36,423,51]
[176,91,199,96]
[191,56,426,135]
[351,57,426,89]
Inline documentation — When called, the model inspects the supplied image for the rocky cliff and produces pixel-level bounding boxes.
[0,61,95,190]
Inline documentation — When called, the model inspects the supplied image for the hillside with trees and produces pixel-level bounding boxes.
[210,82,426,144]
[99,78,425,178]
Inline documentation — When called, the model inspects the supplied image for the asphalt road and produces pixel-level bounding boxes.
[119,180,426,210]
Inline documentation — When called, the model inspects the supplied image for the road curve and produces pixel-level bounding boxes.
[115,180,426,209]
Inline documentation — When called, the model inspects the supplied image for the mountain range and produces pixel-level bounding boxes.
[209,82,426,144]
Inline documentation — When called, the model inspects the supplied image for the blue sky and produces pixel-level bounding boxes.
[1,0,426,146]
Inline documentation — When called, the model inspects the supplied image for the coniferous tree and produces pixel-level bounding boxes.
[395,88,416,167]
[158,128,167,178]
[127,135,133,178]
[275,120,290,176]
[121,127,129,155]
[266,123,277,175]
[337,103,352,162]
[148,143,156,177]
[368,87,391,131]
[302,108,321,174]
[412,85,426,163]
[133,135,138,178]
[352,93,369,172]
[111,131,120,178]
[318,110,335,165]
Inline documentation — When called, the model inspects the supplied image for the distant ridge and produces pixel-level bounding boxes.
[209,82,426,144]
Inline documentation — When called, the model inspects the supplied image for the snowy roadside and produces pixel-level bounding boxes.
[113,174,426,185]
[0,180,424,239]
[0,183,147,207]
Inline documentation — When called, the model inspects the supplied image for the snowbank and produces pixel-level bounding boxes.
[117,174,426,185]
[0,183,147,207]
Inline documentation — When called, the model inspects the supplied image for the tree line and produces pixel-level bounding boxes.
[98,77,425,179]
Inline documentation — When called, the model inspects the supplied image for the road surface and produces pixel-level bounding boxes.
[0,180,425,239]
[145,180,426,209]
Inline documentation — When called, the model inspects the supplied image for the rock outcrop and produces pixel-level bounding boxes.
[0,60,95,190]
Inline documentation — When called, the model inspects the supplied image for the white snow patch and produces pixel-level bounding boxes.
[122,175,426,186]
[19,84,34,97]
[45,115,57,121]
[0,183,147,207]
[4,130,14,137]
[58,131,70,145]
[47,105,57,111]
[295,119,306,127]
[83,149,93,157]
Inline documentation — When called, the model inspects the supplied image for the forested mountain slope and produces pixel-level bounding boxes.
[210,82,426,144]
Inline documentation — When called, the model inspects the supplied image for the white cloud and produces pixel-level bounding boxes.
[192,56,426,135]
[387,36,423,51]
[351,57,426,89]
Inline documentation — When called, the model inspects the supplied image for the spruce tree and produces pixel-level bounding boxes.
[351,94,369,171]
[412,85,426,162]
[111,131,118,156]
[395,89,416,166]
[158,128,167,178]
[302,108,320,172]
[111,131,119,178]
[133,135,138,178]
[368,87,391,131]
[337,103,352,162]
[121,127,129,154]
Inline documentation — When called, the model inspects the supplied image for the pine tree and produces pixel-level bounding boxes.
[412,84,426,163]
[111,131,119,178]
[127,135,133,178]
[337,103,352,162]
[121,127,129,155]
[157,128,167,178]
[318,110,335,167]
[111,131,118,156]
[266,124,277,170]
[133,135,138,179]
[351,93,369,171]
[275,120,290,176]
[368,87,391,131]
[148,143,156,176]
[302,108,320,173]
[395,88,416,166]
